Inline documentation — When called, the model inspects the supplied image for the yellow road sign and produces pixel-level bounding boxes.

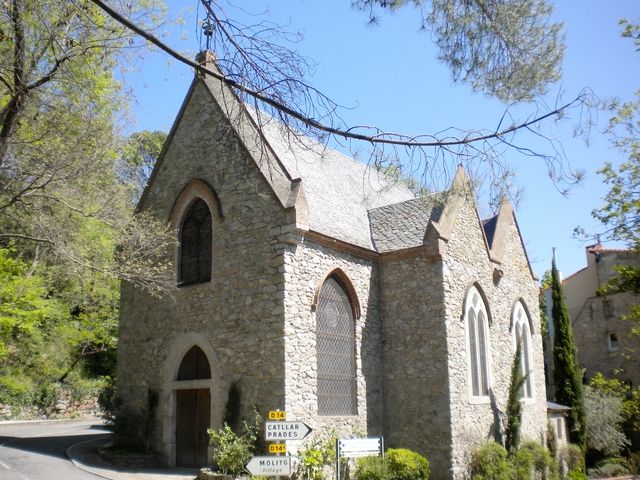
[268,410,286,420]
[268,443,287,454]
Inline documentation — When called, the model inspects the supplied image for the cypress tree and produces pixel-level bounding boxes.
[505,342,526,454]
[551,253,586,449]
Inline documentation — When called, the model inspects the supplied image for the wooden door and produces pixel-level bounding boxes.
[176,388,211,467]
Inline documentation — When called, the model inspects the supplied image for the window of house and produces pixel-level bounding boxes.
[316,276,357,416]
[513,301,534,399]
[179,198,212,285]
[608,332,619,352]
[556,417,564,440]
[465,285,491,399]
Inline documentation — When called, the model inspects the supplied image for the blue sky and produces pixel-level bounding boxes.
[122,0,639,280]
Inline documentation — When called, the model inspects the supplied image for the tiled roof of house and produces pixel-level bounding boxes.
[368,197,443,253]
[260,121,416,250]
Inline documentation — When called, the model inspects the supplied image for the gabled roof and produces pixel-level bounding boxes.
[149,54,536,277]
[368,197,443,253]
[259,120,415,249]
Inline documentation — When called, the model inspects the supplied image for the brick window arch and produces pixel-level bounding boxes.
[316,276,357,416]
[512,301,534,399]
[465,285,491,399]
[179,198,212,285]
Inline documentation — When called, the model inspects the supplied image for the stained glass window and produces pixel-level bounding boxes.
[316,277,357,416]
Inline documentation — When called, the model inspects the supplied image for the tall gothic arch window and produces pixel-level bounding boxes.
[513,301,534,399]
[465,285,491,399]
[316,276,357,416]
[179,198,212,285]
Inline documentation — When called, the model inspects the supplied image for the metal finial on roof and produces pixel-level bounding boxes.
[200,0,215,50]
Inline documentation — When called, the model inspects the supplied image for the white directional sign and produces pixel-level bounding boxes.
[246,456,291,476]
[265,421,312,441]
[338,437,383,458]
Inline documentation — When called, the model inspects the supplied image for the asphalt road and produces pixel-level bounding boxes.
[0,419,110,480]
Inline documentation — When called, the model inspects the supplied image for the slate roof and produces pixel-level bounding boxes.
[482,215,498,248]
[368,197,443,253]
[259,120,416,250]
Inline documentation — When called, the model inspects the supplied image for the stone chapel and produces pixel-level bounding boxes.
[116,54,548,479]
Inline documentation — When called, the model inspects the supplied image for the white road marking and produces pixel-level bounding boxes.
[0,458,11,469]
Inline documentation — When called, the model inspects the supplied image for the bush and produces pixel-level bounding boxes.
[354,448,429,480]
[588,457,630,478]
[209,424,254,476]
[512,441,554,480]
[297,432,337,480]
[385,449,430,480]
[355,456,386,480]
[585,385,629,457]
[0,374,33,406]
[559,444,585,480]
[469,442,511,480]
[209,409,263,476]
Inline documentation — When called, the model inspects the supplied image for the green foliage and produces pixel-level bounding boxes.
[584,385,629,457]
[209,424,255,476]
[353,0,564,102]
[588,373,640,443]
[385,449,430,480]
[588,457,630,479]
[296,432,337,480]
[505,342,526,453]
[355,449,430,480]
[551,256,586,449]
[469,442,512,480]
[559,444,586,478]
[209,408,264,476]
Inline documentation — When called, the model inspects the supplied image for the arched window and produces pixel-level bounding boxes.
[177,345,212,380]
[179,198,212,285]
[316,276,357,416]
[512,301,534,399]
[465,285,491,398]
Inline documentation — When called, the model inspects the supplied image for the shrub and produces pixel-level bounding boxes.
[355,456,386,480]
[297,432,337,480]
[559,444,585,479]
[512,441,554,480]
[469,442,511,480]
[209,424,254,476]
[588,457,630,478]
[385,448,430,480]
[355,448,429,480]
[585,385,629,457]
[0,374,33,406]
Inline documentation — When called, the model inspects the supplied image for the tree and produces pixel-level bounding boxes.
[92,0,592,202]
[505,343,526,454]
[584,21,640,331]
[118,131,167,204]
[353,0,564,103]
[0,0,176,295]
[551,254,586,450]
[584,385,629,457]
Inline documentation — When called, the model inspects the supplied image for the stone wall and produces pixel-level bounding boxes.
[281,236,382,444]
[117,79,294,465]
[0,390,100,420]
[379,253,451,479]
[442,200,547,479]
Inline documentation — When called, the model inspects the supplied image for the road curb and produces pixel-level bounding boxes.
[67,436,116,480]
[0,416,103,427]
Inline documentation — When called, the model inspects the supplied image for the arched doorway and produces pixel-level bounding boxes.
[175,346,211,467]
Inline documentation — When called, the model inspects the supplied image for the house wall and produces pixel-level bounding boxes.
[117,80,293,465]
[280,237,383,445]
[442,200,547,479]
[379,253,451,479]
